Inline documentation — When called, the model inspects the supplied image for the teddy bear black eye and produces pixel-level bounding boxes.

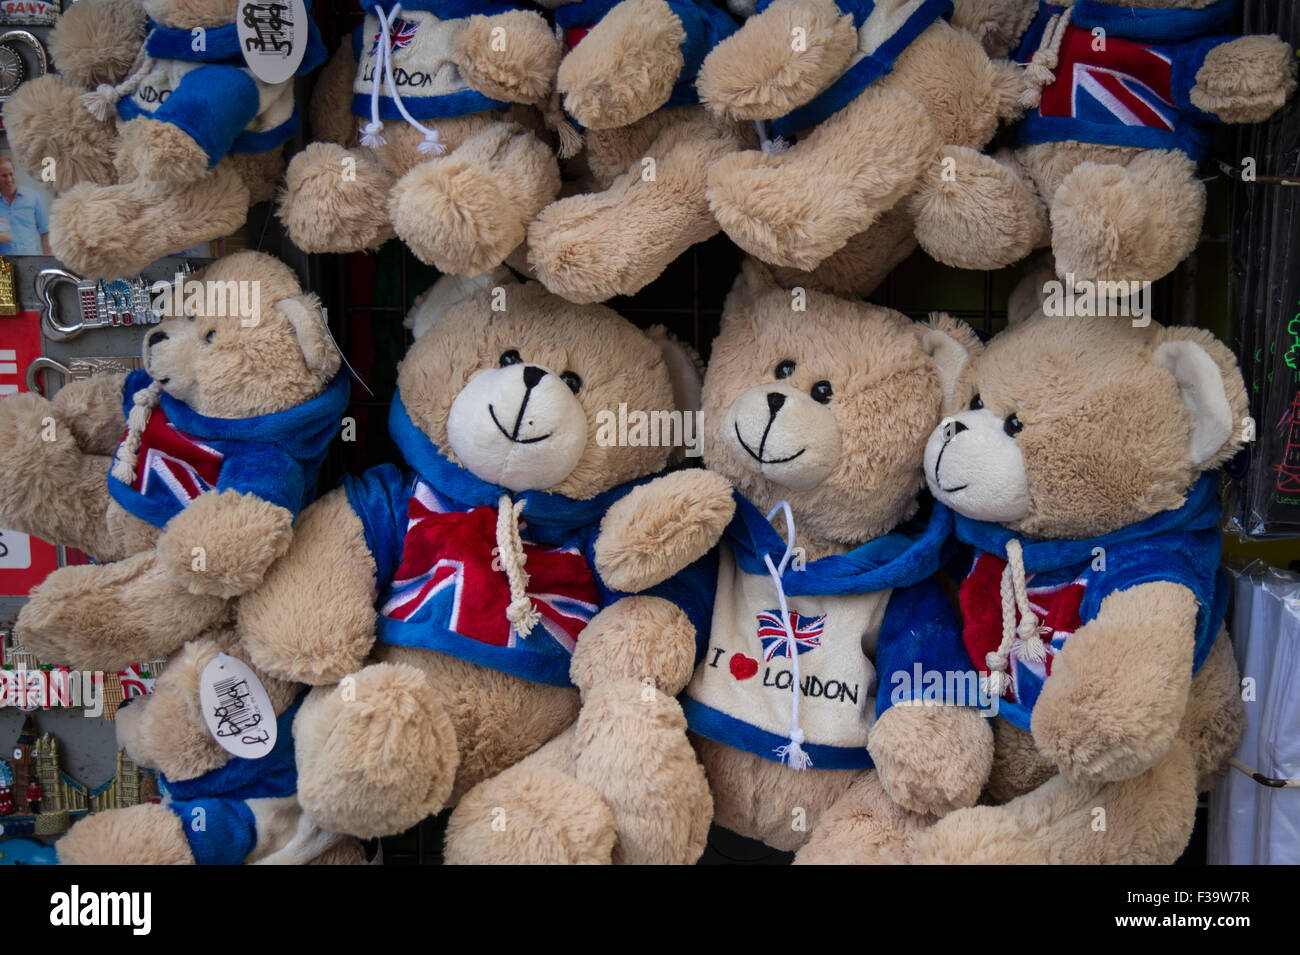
[560,371,582,394]
[1004,414,1023,437]
[970,394,983,411]
[775,359,796,379]
[499,349,522,367]
[204,329,216,343]
[810,380,833,404]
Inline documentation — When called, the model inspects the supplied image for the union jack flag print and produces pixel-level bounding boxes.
[371,16,419,55]
[1038,24,1178,132]
[380,481,600,653]
[130,406,223,507]
[756,609,825,662]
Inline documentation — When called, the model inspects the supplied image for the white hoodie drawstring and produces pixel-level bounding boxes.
[493,493,541,638]
[982,538,1047,701]
[361,4,448,155]
[763,501,812,771]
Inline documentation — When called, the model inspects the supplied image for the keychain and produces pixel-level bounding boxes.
[36,266,193,341]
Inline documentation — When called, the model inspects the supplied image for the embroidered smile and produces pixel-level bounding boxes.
[735,421,805,465]
[490,403,550,444]
[932,439,967,493]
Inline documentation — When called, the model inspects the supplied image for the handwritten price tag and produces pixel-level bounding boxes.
[199,653,277,759]
[237,0,307,85]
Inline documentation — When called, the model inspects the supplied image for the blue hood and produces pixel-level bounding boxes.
[1060,0,1239,42]
[145,3,327,73]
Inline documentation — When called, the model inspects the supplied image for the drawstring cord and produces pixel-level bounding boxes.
[110,381,164,485]
[1019,2,1073,110]
[361,3,447,155]
[493,493,541,638]
[763,501,812,770]
[80,44,154,122]
[982,538,1046,701]
[753,120,790,155]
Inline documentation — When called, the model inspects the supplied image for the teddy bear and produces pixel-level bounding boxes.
[691,0,1027,279]
[519,0,758,303]
[236,276,735,861]
[443,259,999,864]
[56,627,366,865]
[914,0,1298,287]
[1,0,327,278]
[0,251,348,673]
[912,308,1248,863]
[277,0,566,277]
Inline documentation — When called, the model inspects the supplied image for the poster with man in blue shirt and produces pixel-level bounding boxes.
[0,156,51,255]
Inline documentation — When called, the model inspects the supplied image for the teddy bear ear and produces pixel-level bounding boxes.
[406,267,516,341]
[1152,328,1248,468]
[646,325,705,415]
[920,313,982,413]
[276,294,342,383]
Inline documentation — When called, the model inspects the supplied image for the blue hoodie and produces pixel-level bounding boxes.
[161,696,303,866]
[953,471,1229,733]
[342,394,716,687]
[760,0,954,140]
[107,369,350,531]
[554,0,739,111]
[1012,0,1246,159]
[681,492,970,770]
[117,6,327,167]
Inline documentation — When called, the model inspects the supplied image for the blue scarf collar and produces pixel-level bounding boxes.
[1050,0,1239,42]
[724,491,953,597]
[145,3,326,73]
[160,694,303,802]
[388,393,639,541]
[953,470,1222,571]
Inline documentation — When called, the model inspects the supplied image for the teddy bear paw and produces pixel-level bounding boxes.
[155,491,294,599]
[114,118,209,185]
[278,143,395,253]
[57,804,195,865]
[1192,35,1297,124]
[869,703,993,815]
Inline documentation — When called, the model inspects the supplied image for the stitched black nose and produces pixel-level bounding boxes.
[522,365,546,389]
[767,392,786,415]
[147,331,168,347]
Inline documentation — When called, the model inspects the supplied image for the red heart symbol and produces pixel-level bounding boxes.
[729,653,759,681]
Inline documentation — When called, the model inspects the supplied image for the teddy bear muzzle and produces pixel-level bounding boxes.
[721,383,840,491]
[447,362,589,491]
[924,410,1030,522]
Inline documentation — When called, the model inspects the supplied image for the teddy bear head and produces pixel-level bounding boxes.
[142,0,239,31]
[701,259,976,547]
[924,312,1248,540]
[397,278,700,499]
[141,250,341,418]
[115,629,300,783]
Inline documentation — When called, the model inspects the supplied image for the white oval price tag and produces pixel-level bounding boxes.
[199,653,277,759]
[237,0,308,85]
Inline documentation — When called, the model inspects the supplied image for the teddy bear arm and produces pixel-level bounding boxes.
[155,489,296,599]
[451,10,561,106]
[57,802,195,864]
[869,702,994,815]
[309,43,361,147]
[695,0,858,120]
[1190,35,1298,125]
[593,469,735,593]
[47,0,147,91]
[237,489,380,685]
[48,372,128,456]
[1030,580,1197,783]
[570,594,700,697]
[949,0,1039,58]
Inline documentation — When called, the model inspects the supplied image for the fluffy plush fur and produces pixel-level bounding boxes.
[0,252,343,671]
[238,279,730,862]
[916,307,1249,864]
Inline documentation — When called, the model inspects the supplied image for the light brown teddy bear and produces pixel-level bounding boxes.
[448,261,998,864]
[917,0,1298,285]
[521,0,757,303]
[277,1,564,277]
[693,0,1026,276]
[913,310,1247,863]
[2,0,327,277]
[57,628,366,865]
[0,251,348,672]
[237,278,733,862]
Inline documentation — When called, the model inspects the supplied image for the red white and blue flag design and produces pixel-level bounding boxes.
[1039,25,1178,132]
[960,553,1087,704]
[371,16,419,55]
[380,481,600,652]
[130,406,224,507]
[756,609,825,661]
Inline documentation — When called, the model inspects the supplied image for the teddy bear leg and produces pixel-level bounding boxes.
[770,204,917,298]
[389,121,560,275]
[277,143,396,254]
[909,146,1049,270]
[293,663,461,839]
[51,163,251,278]
[57,803,195,864]
[225,147,285,207]
[1049,150,1205,287]
[706,84,942,270]
[867,702,994,815]
[444,728,619,865]
[2,75,120,193]
[1180,630,1246,792]
[15,549,226,670]
[793,769,934,864]
[913,738,1199,864]
[528,112,748,302]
